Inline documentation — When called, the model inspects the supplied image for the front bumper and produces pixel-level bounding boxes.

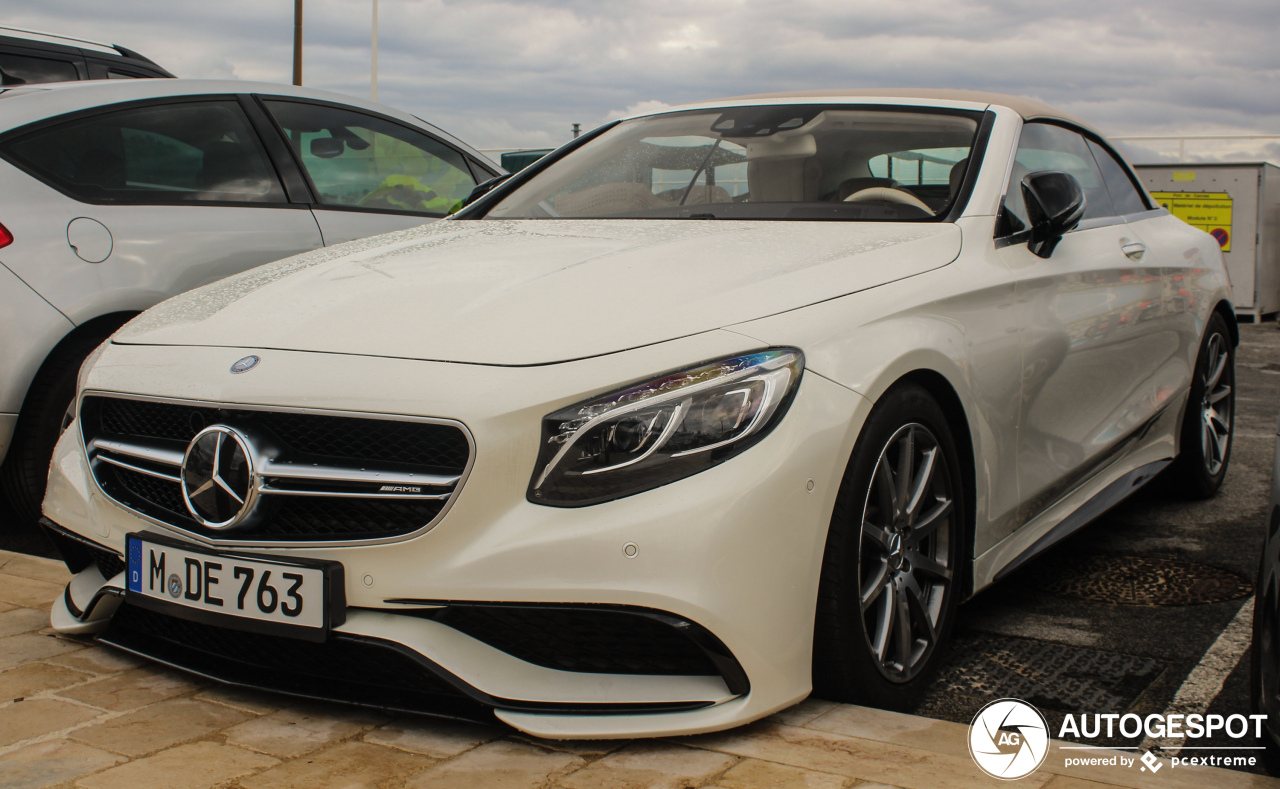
[43,335,866,737]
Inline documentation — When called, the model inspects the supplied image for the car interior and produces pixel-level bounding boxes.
[490,107,982,221]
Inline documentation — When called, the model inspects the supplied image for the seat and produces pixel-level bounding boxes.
[654,185,732,205]
[553,182,660,216]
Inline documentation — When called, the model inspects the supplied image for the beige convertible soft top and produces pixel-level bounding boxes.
[698,88,1095,133]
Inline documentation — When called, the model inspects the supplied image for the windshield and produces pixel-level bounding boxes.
[485,105,983,221]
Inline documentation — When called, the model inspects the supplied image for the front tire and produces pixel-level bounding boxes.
[1,333,107,524]
[813,383,964,710]
[1170,312,1235,499]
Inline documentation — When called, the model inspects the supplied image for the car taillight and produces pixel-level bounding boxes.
[0,222,11,249]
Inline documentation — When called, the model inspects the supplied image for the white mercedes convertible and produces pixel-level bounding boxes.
[42,89,1234,739]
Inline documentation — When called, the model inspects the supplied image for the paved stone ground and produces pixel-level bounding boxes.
[1,554,1276,789]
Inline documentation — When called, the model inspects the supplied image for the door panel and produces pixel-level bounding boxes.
[1000,226,1172,522]
[308,209,436,246]
[996,122,1175,524]
[3,182,323,323]
[0,98,325,323]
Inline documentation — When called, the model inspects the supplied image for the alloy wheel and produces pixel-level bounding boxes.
[858,422,954,682]
[1200,332,1233,476]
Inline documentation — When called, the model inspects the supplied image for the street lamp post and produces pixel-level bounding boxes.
[292,0,303,86]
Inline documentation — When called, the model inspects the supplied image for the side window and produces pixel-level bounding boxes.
[1087,140,1150,216]
[0,53,79,85]
[1000,123,1115,235]
[3,100,286,204]
[263,100,478,216]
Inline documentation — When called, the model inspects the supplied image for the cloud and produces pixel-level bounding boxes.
[3,0,1277,159]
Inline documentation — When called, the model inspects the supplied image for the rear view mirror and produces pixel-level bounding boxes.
[310,137,345,159]
[1021,171,1085,258]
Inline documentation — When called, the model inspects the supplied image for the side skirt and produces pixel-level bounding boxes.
[992,458,1170,583]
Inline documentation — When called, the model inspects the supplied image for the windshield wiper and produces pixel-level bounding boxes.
[679,139,723,206]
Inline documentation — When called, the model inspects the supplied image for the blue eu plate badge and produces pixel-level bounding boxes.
[127,537,143,593]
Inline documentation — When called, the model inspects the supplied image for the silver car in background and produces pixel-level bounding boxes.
[0,79,502,521]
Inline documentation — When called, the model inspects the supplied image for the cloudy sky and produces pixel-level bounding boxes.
[4,0,1279,162]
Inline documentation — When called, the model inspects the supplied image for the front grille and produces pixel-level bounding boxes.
[114,466,187,518]
[261,497,446,540]
[263,412,469,470]
[95,397,469,471]
[101,604,491,721]
[80,395,471,543]
[99,397,214,443]
[431,606,721,676]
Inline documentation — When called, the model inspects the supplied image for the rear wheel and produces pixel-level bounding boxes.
[1169,312,1234,499]
[814,383,964,710]
[1,332,108,524]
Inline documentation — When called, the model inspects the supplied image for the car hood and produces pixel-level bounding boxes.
[115,219,961,366]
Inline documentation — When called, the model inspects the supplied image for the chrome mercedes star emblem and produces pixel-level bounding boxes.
[230,355,260,374]
[180,425,258,529]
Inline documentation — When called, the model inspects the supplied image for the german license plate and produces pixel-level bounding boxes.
[125,533,343,640]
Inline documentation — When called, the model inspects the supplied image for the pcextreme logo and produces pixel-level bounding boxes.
[968,698,1051,780]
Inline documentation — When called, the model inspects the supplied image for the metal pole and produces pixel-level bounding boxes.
[572,123,581,139]
[371,0,378,101]
[292,0,303,86]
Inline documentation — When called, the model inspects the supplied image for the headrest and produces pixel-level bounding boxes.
[949,157,970,194]
[745,133,816,162]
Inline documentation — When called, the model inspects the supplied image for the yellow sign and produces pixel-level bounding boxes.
[1172,171,1197,182]
[1150,191,1233,252]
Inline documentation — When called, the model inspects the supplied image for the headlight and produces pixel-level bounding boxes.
[529,348,804,506]
[76,340,109,396]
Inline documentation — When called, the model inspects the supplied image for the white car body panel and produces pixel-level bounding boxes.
[0,79,500,466]
[41,93,1234,738]
[0,160,324,322]
[309,208,433,246]
[112,220,960,366]
[0,264,73,444]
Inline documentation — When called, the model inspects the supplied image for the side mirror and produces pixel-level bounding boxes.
[309,137,345,159]
[461,173,512,208]
[1021,170,1085,258]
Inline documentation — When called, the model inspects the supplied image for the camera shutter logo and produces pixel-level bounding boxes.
[968,698,1050,780]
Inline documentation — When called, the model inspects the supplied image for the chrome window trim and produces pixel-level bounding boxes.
[77,389,477,550]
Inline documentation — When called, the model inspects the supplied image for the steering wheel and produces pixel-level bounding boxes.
[844,187,935,216]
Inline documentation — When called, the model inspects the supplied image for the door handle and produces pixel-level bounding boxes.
[1121,242,1146,261]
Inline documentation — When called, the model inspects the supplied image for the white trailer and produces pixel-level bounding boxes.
[1135,162,1280,321]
